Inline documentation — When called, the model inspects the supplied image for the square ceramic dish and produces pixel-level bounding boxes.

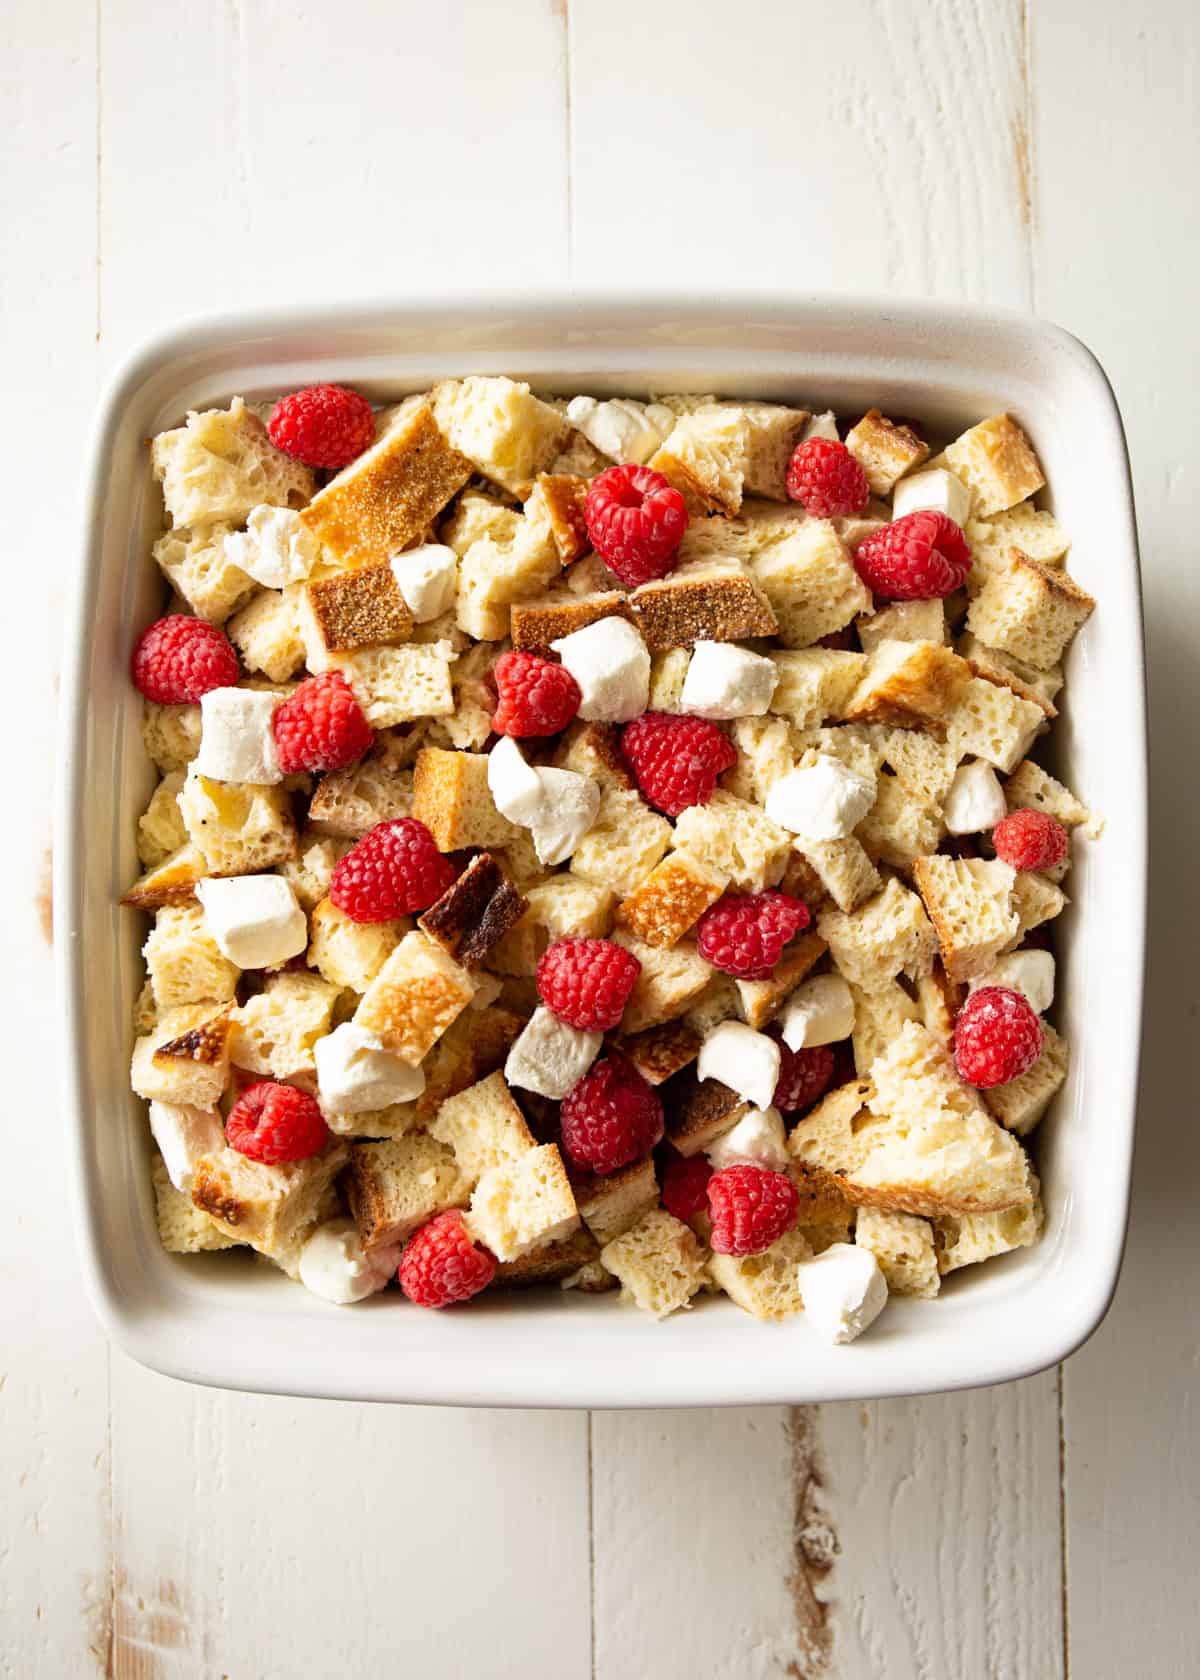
[57,297,1146,1407]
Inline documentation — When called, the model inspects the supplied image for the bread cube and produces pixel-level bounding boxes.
[190,1142,347,1274]
[569,786,673,899]
[299,563,413,669]
[615,849,728,949]
[750,520,871,648]
[935,1182,1044,1273]
[411,748,517,850]
[720,716,794,803]
[229,971,340,1077]
[431,377,568,497]
[912,856,1018,983]
[734,931,827,1029]
[153,1156,241,1253]
[966,502,1069,593]
[708,1225,813,1319]
[844,640,969,729]
[345,1132,470,1249]
[307,897,406,992]
[631,564,777,650]
[967,550,1094,670]
[648,407,751,515]
[616,1019,701,1086]
[527,473,591,563]
[423,639,496,752]
[121,844,211,913]
[914,963,963,1050]
[300,402,472,567]
[572,1155,660,1245]
[143,905,239,1012]
[845,409,929,495]
[428,1070,536,1188]
[944,675,1045,774]
[642,648,689,713]
[439,488,522,556]
[1004,759,1100,837]
[307,745,413,841]
[131,1002,236,1108]
[672,790,792,892]
[143,702,202,774]
[612,932,713,1034]
[795,723,886,782]
[414,1005,526,1126]
[177,766,297,875]
[152,398,313,529]
[683,973,743,1038]
[855,1208,940,1298]
[418,851,527,968]
[664,1061,749,1156]
[850,980,920,1075]
[959,634,1062,714]
[783,836,881,915]
[466,1142,579,1261]
[869,727,960,805]
[817,877,936,993]
[228,584,307,682]
[137,772,188,869]
[327,641,455,728]
[488,874,615,975]
[735,403,811,501]
[943,413,1045,517]
[769,648,867,729]
[983,1024,1068,1135]
[493,1230,603,1290]
[353,930,476,1064]
[455,508,563,640]
[599,1208,707,1317]
[152,523,254,624]
[510,594,632,654]
[1007,872,1067,947]
[857,598,946,653]
[553,721,635,791]
[857,774,944,872]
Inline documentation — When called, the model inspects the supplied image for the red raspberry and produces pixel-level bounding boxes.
[267,383,376,470]
[492,650,581,738]
[785,437,870,517]
[992,808,1069,872]
[954,986,1044,1088]
[399,1211,496,1308]
[661,1152,712,1222]
[769,1034,836,1114]
[225,1080,330,1164]
[621,712,737,818]
[330,817,455,921]
[560,1053,664,1176]
[854,509,972,600]
[536,938,641,1031]
[696,891,811,980]
[272,671,373,774]
[707,1164,800,1256]
[131,615,239,704]
[584,464,688,587]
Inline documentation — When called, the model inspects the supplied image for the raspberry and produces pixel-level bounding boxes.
[131,615,239,704]
[399,1211,496,1308]
[953,986,1044,1088]
[992,808,1069,872]
[492,650,581,738]
[707,1164,800,1256]
[584,464,688,587]
[536,938,642,1031]
[621,712,737,818]
[271,670,373,774]
[330,817,455,922]
[785,437,870,517]
[854,510,972,600]
[661,1152,712,1222]
[225,1080,330,1164]
[560,1053,664,1175]
[267,383,376,470]
[769,1034,836,1114]
[696,891,811,980]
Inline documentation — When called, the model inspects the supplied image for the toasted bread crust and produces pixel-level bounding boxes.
[616,1019,702,1086]
[303,563,412,653]
[152,1003,235,1070]
[418,851,527,967]
[631,571,777,650]
[120,844,211,910]
[734,931,828,1028]
[491,1228,600,1287]
[664,1070,750,1156]
[510,593,632,653]
[535,473,591,563]
[844,641,970,729]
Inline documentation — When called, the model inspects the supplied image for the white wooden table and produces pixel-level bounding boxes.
[4,3,1196,1674]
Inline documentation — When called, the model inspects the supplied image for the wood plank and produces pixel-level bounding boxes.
[1030,5,1200,1674]
[0,3,113,1675]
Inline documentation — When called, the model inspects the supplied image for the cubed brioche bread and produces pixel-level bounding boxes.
[190,1142,348,1275]
[912,856,1018,983]
[845,409,930,495]
[353,931,476,1065]
[855,1207,940,1299]
[631,563,777,650]
[569,787,673,899]
[178,767,297,874]
[850,980,921,1076]
[672,790,791,893]
[1004,759,1102,838]
[411,748,517,851]
[153,1156,242,1252]
[153,523,254,624]
[783,836,881,915]
[857,774,944,872]
[769,648,867,728]
[152,398,314,528]
[615,849,728,949]
[465,1143,579,1262]
[327,642,455,728]
[281,835,349,911]
[308,744,414,838]
[431,377,568,498]
[983,1023,1069,1135]
[553,721,635,791]
[817,878,935,994]
[142,702,202,775]
[228,585,308,682]
[944,675,1045,774]
[708,1225,813,1320]
[418,852,527,969]
[229,972,340,1078]
[934,1177,1045,1273]
[942,413,1045,517]
[843,640,969,730]
[429,1070,536,1188]
[440,488,522,557]
[611,932,713,1034]
[131,1002,235,1109]
[572,1156,660,1245]
[137,772,188,869]
[857,598,946,653]
[736,403,810,500]
[488,874,615,976]
[966,502,1069,588]
[721,716,794,803]
[648,407,751,516]
[346,1133,470,1249]
[616,1019,701,1087]
[751,520,872,648]
[734,931,827,1029]
[599,1209,707,1317]
[307,898,408,992]
[143,905,240,1012]
[967,550,1095,670]
[492,1230,602,1289]
[1007,872,1067,945]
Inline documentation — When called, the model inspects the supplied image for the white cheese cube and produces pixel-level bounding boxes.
[697,1020,781,1111]
[487,736,546,827]
[195,687,283,784]
[529,768,601,866]
[149,1100,226,1192]
[706,1106,788,1171]
[298,1217,401,1305]
[680,641,779,720]
[766,755,875,841]
[315,1022,426,1115]
[390,543,458,622]
[891,466,972,528]
[796,1242,888,1344]
[505,1006,602,1100]
[970,949,1055,1016]
[224,505,321,588]
[780,974,856,1050]
[551,618,650,723]
[942,759,1007,835]
[195,874,307,969]
[565,396,675,465]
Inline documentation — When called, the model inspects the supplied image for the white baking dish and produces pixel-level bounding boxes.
[58,297,1145,1407]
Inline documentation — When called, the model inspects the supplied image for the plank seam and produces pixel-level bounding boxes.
[587,1409,596,1680]
[1058,1363,1071,1680]
[94,0,102,342]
